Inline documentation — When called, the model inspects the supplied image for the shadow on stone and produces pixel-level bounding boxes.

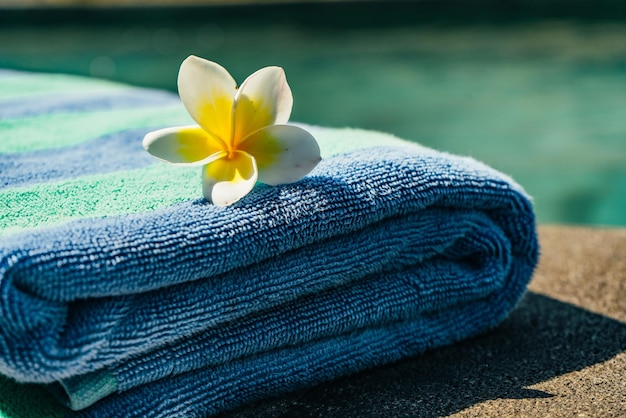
[222,292,626,417]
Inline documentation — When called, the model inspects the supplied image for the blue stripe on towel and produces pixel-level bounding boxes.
[0,89,177,119]
[0,128,157,189]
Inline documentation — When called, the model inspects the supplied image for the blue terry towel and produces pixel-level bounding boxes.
[0,70,538,417]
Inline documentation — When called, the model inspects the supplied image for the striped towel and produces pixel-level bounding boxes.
[0,70,538,417]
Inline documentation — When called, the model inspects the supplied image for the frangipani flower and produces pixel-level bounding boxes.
[143,55,321,206]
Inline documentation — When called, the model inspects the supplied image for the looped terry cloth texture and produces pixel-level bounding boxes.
[0,70,538,417]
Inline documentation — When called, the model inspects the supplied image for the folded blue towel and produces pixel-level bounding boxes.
[0,70,538,417]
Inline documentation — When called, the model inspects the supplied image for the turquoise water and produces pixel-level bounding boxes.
[0,6,625,226]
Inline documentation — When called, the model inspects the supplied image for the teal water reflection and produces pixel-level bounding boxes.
[0,7,624,226]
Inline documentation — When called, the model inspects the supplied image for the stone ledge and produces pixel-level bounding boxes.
[531,225,626,323]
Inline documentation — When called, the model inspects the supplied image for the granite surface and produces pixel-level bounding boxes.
[222,225,626,417]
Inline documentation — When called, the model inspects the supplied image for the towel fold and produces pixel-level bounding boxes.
[0,71,538,417]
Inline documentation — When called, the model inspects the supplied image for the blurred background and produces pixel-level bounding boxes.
[0,0,625,226]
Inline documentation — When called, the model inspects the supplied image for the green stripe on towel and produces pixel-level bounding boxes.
[0,105,190,153]
[0,71,128,101]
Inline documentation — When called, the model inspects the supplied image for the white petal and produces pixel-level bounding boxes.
[202,151,258,206]
[231,66,293,146]
[142,125,225,165]
[177,55,236,145]
[239,125,321,185]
